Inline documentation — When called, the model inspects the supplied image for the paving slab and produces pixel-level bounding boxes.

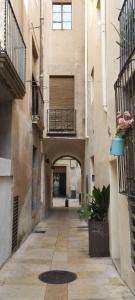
[0,205,134,300]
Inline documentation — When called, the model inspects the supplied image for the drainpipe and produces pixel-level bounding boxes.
[101,0,107,112]
[40,0,44,90]
[85,0,88,138]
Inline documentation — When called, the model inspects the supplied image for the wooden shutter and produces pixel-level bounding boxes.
[50,76,74,109]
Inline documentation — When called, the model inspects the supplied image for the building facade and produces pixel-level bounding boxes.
[85,0,135,294]
[1,0,135,295]
[0,0,45,267]
[43,0,86,211]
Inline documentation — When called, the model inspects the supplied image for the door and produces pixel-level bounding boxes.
[53,166,66,197]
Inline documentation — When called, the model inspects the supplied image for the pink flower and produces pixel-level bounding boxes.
[116,110,134,136]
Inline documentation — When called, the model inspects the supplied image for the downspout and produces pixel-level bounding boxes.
[40,0,44,90]
[101,0,107,112]
[85,0,88,138]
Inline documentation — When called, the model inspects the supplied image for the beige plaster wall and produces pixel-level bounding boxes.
[5,0,45,245]
[43,0,85,138]
[86,0,135,294]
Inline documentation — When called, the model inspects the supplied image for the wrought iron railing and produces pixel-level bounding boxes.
[0,0,26,84]
[116,0,135,272]
[115,59,135,195]
[47,109,76,134]
[119,0,135,70]
[32,84,44,130]
[115,59,135,270]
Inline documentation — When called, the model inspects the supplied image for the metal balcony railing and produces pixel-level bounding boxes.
[119,0,135,70]
[115,59,135,270]
[0,0,26,84]
[47,109,76,135]
[115,60,135,195]
[32,84,44,131]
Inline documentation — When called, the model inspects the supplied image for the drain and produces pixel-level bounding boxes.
[34,230,46,233]
[78,226,88,229]
[39,270,77,284]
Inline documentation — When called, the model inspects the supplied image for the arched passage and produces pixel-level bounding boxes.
[43,138,85,214]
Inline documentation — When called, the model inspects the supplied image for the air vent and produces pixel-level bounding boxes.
[12,196,19,251]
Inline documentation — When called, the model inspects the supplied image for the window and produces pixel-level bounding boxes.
[49,76,74,109]
[52,3,72,30]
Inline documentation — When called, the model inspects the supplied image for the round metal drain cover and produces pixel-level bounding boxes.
[34,230,46,233]
[39,270,77,284]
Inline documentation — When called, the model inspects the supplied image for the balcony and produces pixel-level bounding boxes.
[47,109,76,136]
[0,0,26,100]
[115,60,135,269]
[119,0,135,71]
[32,84,44,132]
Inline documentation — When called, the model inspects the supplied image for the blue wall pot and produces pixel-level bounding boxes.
[110,137,125,156]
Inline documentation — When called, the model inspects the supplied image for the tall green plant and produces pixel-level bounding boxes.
[79,185,110,222]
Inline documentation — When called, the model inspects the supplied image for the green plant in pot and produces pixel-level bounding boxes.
[79,185,110,257]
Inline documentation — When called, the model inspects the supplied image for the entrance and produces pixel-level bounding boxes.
[52,157,81,208]
[53,166,66,197]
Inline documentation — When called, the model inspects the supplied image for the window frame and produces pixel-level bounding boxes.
[52,2,72,30]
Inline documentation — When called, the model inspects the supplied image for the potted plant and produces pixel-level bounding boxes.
[80,185,110,257]
[110,111,134,156]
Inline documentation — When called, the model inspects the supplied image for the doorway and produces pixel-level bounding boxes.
[53,166,66,197]
[52,157,81,208]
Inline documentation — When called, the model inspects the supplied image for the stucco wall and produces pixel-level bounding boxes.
[43,0,85,138]
[86,0,135,294]
[0,0,45,255]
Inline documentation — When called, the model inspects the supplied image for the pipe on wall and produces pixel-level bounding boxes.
[85,0,88,138]
[101,0,107,112]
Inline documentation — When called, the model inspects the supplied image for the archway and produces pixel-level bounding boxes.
[43,138,85,214]
[52,156,82,208]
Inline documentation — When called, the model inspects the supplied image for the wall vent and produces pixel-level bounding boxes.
[12,196,19,252]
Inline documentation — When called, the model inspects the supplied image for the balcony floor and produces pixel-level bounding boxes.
[0,205,134,300]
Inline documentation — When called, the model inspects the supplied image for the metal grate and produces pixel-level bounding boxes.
[0,0,26,84]
[39,270,77,284]
[115,60,135,195]
[115,59,135,270]
[12,196,19,251]
[119,0,135,71]
[47,109,76,135]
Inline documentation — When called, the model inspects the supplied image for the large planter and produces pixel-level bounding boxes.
[110,137,124,156]
[88,220,110,257]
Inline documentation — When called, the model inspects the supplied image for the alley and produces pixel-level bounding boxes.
[0,207,134,300]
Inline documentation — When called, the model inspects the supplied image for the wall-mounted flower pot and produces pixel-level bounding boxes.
[110,137,124,156]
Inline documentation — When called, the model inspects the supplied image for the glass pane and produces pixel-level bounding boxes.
[63,13,71,22]
[53,4,61,12]
[53,22,61,29]
[53,12,61,22]
[63,22,71,30]
[63,4,71,12]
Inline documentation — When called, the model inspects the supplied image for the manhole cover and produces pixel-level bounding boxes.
[39,270,77,284]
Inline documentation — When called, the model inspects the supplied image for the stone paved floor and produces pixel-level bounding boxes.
[0,207,134,300]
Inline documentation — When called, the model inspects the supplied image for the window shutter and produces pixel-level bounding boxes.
[50,76,74,109]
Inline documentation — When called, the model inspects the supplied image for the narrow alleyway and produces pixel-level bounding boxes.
[0,206,134,300]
